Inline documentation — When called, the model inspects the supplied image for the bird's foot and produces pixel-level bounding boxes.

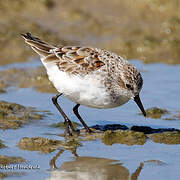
[80,127,94,134]
[85,128,93,133]
[64,129,80,138]
[64,121,80,137]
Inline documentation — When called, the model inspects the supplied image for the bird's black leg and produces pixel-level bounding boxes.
[73,104,92,133]
[52,93,76,136]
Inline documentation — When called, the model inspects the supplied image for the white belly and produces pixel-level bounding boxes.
[43,62,129,109]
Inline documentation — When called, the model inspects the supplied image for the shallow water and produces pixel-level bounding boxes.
[0,60,180,180]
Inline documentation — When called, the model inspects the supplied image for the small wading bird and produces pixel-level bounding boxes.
[21,32,146,136]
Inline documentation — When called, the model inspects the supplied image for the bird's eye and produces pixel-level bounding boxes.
[126,84,134,90]
[126,84,131,88]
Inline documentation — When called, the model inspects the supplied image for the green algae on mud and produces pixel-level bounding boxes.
[52,124,180,145]
[144,107,169,119]
[0,155,26,166]
[0,140,6,149]
[142,107,180,121]
[0,101,45,130]
[0,89,6,94]
[149,131,180,144]
[102,130,146,146]
[0,155,26,179]
[0,172,26,179]
[16,126,180,155]
[18,137,63,153]
[18,137,81,153]
[50,121,81,129]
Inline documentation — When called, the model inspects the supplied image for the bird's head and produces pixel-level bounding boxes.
[118,63,146,116]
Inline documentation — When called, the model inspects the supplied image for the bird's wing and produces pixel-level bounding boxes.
[21,32,106,75]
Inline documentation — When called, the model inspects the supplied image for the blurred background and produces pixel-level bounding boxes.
[0,0,180,65]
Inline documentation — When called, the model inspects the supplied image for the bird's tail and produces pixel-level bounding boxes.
[21,32,56,57]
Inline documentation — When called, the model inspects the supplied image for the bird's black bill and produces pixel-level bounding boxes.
[134,94,146,116]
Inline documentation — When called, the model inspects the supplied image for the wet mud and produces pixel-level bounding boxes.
[144,107,169,119]
[149,131,180,144]
[0,155,26,179]
[0,140,6,149]
[18,137,64,154]
[50,121,81,130]
[0,155,26,166]
[18,137,82,154]
[102,130,146,146]
[0,101,46,130]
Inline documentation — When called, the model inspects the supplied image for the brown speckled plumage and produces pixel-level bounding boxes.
[21,32,146,125]
[21,33,143,94]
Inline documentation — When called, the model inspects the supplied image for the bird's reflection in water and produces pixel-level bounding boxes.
[47,148,144,180]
